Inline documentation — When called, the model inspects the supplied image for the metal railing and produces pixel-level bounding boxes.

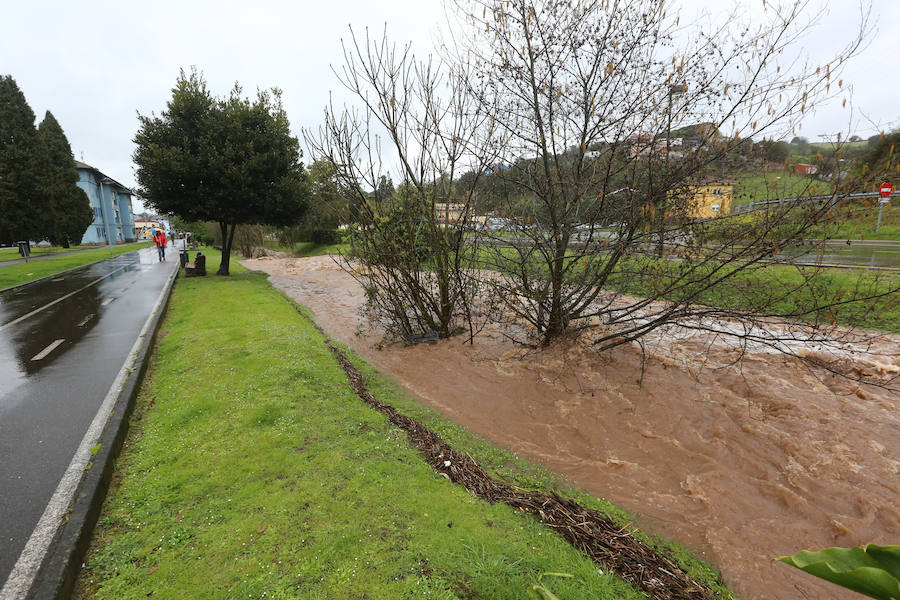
[732,191,896,214]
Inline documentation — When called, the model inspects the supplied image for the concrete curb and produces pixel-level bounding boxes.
[24,265,180,600]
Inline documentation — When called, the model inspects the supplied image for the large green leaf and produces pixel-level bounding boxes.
[777,544,900,600]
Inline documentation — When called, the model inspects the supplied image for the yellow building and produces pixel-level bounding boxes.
[434,201,488,228]
[134,220,163,239]
[434,202,466,224]
[669,181,733,219]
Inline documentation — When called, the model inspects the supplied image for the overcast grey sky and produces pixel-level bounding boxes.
[2,0,897,211]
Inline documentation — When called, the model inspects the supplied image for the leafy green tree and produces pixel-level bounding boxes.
[168,215,212,245]
[0,75,43,245]
[279,159,354,250]
[36,111,92,247]
[853,129,899,184]
[133,69,308,275]
[765,141,790,163]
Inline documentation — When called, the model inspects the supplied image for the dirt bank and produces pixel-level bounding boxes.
[245,255,900,600]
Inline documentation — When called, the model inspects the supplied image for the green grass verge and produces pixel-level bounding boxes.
[0,242,151,289]
[0,245,92,262]
[75,248,732,599]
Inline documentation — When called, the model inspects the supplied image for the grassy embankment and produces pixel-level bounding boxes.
[0,241,151,289]
[732,170,831,207]
[464,237,899,333]
[262,239,347,257]
[75,249,731,599]
[817,202,899,241]
[603,256,900,333]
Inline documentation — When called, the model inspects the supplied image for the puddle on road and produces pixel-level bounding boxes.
[246,255,900,600]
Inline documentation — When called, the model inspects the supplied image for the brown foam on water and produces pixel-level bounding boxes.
[245,256,900,600]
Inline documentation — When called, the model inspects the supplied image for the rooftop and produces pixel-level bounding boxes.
[75,160,133,194]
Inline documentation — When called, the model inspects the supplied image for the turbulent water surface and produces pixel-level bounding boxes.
[245,255,900,600]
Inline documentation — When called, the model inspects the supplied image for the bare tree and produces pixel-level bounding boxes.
[306,27,495,341]
[307,2,896,388]
[444,0,896,371]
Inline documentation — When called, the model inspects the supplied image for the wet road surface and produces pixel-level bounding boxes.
[786,242,900,269]
[0,245,178,588]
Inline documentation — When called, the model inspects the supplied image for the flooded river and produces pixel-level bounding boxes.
[245,255,900,600]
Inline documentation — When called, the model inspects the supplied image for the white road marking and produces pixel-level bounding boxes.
[101,298,114,306]
[30,339,65,361]
[0,266,126,333]
[76,314,94,327]
[0,262,177,600]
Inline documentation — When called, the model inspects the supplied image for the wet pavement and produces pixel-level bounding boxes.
[785,242,900,269]
[0,244,178,587]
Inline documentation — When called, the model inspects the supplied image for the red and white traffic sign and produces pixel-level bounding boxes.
[879,181,893,198]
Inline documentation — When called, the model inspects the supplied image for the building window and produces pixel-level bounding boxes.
[713,188,722,196]
[96,226,105,238]
[711,204,721,212]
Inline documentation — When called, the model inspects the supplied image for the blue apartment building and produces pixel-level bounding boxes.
[75,160,137,244]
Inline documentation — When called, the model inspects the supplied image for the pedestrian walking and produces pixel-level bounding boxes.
[153,229,168,261]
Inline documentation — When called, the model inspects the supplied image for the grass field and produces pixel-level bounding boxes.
[0,242,151,289]
[74,249,731,600]
[733,170,832,206]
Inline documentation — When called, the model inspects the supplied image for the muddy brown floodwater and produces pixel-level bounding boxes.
[245,256,900,600]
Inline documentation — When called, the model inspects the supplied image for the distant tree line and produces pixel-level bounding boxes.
[0,75,93,247]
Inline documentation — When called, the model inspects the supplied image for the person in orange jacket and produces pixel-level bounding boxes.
[152,229,168,262]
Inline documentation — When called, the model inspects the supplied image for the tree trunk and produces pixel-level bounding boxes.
[542,246,567,346]
[217,222,236,275]
[656,214,665,258]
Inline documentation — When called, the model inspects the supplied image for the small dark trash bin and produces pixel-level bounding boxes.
[180,250,189,267]
[17,241,30,258]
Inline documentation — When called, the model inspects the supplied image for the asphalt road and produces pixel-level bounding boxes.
[0,244,178,590]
